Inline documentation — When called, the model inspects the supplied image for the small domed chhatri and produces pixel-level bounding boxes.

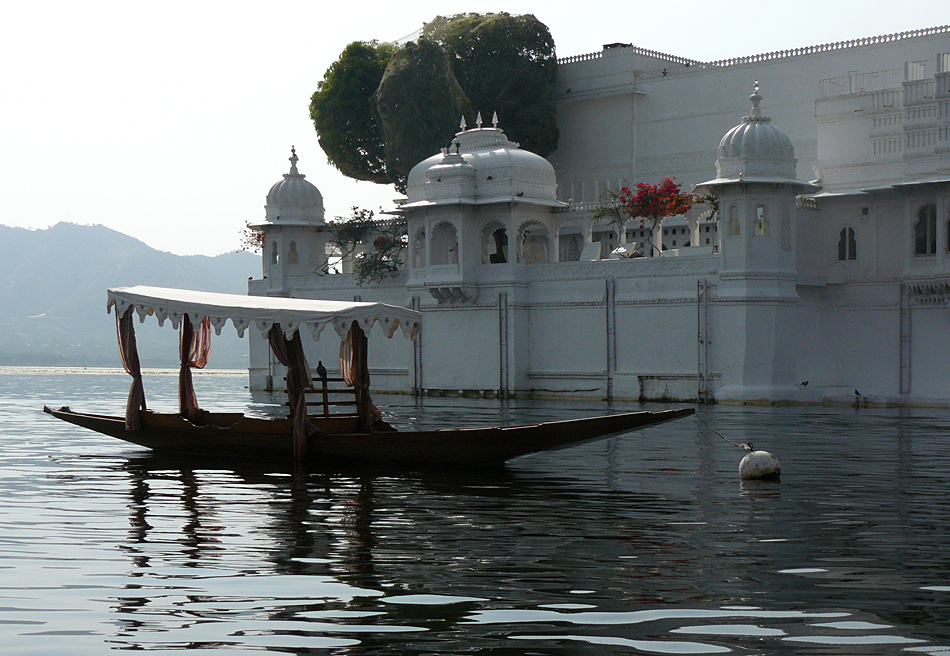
[265,147,325,224]
[405,113,560,207]
[714,82,798,182]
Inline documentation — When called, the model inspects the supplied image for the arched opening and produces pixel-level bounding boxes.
[288,241,299,265]
[270,241,279,265]
[728,205,740,237]
[837,227,856,261]
[754,205,768,236]
[430,222,458,266]
[412,228,426,268]
[558,226,584,262]
[518,222,550,264]
[482,222,508,264]
[915,204,937,255]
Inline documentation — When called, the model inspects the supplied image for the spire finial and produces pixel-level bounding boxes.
[492,111,499,128]
[476,111,483,128]
[460,115,467,131]
[750,81,763,119]
[289,146,299,174]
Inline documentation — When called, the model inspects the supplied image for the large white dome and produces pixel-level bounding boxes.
[714,84,797,181]
[404,117,560,207]
[264,149,325,224]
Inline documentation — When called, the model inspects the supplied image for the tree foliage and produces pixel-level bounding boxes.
[422,13,559,157]
[309,41,395,184]
[310,13,559,191]
[327,207,407,285]
[373,39,470,192]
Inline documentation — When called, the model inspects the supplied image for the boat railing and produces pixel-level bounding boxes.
[282,375,359,420]
[305,377,359,419]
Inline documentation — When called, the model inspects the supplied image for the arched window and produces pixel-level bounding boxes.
[482,223,507,264]
[288,241,299,264]
[915,205,937,255]
[518,222,550,264]
[270,241,279,265]
[754,205,768,236]
[728,205,740,236]
[412,229,426,268]
[837,227,856,261]
[430,222,458,266]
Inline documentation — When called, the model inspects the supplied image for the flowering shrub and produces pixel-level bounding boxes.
[373,235,393,252]
[240,221,264,253]
[594,177,702,256]
[619,178,695,222]
[327,207,406,285]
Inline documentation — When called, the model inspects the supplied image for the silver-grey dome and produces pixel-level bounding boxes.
[715,84,797,181]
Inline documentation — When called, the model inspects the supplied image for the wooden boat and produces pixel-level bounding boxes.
[44,405,694,467]
[45,286,694,468]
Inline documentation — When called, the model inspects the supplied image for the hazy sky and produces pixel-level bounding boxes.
[2,1,946,256]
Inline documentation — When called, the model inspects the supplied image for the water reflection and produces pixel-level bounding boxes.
[103,441,945,655]
[110,453,707,652]
[4,369,950,654]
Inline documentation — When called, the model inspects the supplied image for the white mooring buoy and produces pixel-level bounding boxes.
[739,450,781,481]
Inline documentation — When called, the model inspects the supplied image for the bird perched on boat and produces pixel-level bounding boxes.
[316,360,327,383]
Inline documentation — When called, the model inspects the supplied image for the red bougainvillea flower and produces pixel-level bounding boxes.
[619,177,694,220]
[373,235,393,252]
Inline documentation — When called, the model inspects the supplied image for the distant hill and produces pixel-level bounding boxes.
[0,222,261,367]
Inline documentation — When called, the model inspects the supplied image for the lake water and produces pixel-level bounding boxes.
[2,367,949,654]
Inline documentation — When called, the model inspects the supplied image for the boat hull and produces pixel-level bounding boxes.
[44,405,694,467]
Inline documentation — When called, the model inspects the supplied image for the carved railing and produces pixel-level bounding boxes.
[559,44,699,67]
[559,25,950,77]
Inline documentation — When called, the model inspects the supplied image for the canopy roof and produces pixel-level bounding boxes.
[107,286,421,341]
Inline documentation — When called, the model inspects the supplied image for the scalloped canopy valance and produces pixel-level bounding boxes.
[107,286,421,342]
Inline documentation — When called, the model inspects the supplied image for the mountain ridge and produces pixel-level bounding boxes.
[0,222,261,367]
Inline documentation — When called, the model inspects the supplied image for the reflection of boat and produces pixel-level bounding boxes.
[44,286,693,468]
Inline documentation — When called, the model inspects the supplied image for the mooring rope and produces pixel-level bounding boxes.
[695,412,753,451]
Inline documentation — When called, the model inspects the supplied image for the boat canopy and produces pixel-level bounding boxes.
[107,286,421,342]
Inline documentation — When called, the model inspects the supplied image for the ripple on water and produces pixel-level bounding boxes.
[3,376,950,654]
[513,634,731,654]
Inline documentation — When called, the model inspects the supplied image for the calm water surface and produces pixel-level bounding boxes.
[1,367,948,654]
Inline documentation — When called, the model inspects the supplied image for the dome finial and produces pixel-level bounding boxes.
[750,81,763,120]
[476,111,483,128]
[492,111,499,128]
[289,146,299,175]
[460,115,467,131]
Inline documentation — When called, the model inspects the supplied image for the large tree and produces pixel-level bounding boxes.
[373,39,470,192]
[309,41,394,184]
[310,12,559,191]
[422,13,559,158]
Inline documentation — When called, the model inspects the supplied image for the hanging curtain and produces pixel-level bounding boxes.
[268,324,312,459]
[116,307,146,431]
[340,321,376,432]
[179,314,212,423]
[340,324,357,387]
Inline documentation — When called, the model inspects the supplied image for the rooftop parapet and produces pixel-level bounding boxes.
[558,25,950,79]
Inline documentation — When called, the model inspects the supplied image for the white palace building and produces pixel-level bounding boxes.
[248,25,950,406]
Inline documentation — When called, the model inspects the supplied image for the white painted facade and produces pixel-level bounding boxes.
[249,26,950,406]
